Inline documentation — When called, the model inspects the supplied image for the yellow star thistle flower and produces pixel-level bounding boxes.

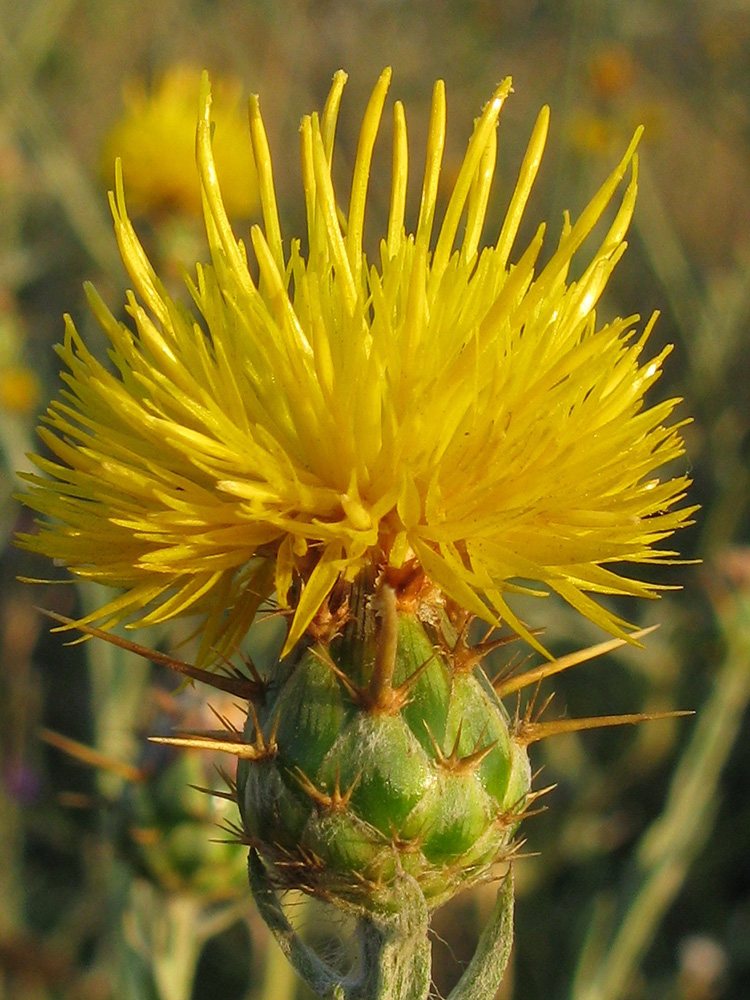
[101,65,258,218]
[19,68,693,664]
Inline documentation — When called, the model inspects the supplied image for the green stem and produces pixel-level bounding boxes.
[448,871,514,1000]
[248,850,347,999]
[256,922,301,1000]
[151,895,204,1000]
[354,893,431,1000]
[248,851,516,1000]
[121,883,204,1000]
[248,849,431,1000]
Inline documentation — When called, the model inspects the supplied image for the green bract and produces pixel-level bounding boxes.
[237,583,530,914]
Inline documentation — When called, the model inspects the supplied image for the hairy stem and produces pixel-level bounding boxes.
[248,849,431,1000]
[249,851,516,1000]
[448,871,515,1000]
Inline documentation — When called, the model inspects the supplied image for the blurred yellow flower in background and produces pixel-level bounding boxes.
[20,69,693,664]
[101,65,258,219]
[0,365,40,416]
[0,293,40,416]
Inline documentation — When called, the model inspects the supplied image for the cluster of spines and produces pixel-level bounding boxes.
[42,594,685,910]
[43,597,679,758]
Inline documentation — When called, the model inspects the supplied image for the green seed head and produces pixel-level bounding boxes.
[127,747,249,896]
[237,578,531,914]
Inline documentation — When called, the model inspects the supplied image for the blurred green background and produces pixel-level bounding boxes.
[1,1,749,998]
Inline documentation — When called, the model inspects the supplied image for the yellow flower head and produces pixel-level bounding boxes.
[20,69,693,663]
[0,365,40,415]
[101,65,258,218]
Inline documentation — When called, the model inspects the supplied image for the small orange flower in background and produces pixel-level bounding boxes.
[587,45,635,100]
[570,45,665,158]
[101,64,258,219]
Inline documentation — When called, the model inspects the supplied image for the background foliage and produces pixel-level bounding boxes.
[1,1,749,998]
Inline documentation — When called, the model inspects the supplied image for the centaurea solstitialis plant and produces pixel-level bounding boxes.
[18,68,694,1000]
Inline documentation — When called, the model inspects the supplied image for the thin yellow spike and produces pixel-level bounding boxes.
[321,70,348,163]
[281,541,347,656]
[347,67,392,286]
[196,72,257,300]
[402,238,428,371]
[534,127,643,295]
[518,710,693,746]
[568,157,640,317]
[432,78,511,280]
[39,728,143,782]
[300,116,320,257]
[462,122,497,266]
[250,225,313,358]
[599,152,639,256]
[248,93,284,275]
[387,100,408,257]
[310,119,358,313]
[494,626,659,698]
[148,735,267,759]
[38,609,263,700]
[416,79,446,247]
[495,105,549,269]
[109,160,169,328]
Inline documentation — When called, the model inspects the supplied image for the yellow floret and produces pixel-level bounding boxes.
[19,69,694,664]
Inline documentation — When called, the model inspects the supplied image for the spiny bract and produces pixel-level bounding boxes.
[237,578,532,912]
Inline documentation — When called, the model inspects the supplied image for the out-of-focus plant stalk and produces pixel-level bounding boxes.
[574,562,750,1000]
[0,15,120,275]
